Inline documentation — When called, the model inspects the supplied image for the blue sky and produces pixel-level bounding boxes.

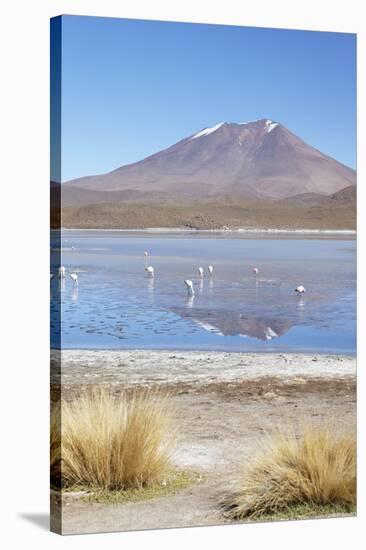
[56,15,356,182]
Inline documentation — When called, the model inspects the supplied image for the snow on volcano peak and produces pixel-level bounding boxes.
[189,122,225,140]
[265,119,279,133]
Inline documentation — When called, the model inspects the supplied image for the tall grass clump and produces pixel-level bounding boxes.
[223,425,356,519]
[50,388,175,491]
[50,400,61,487]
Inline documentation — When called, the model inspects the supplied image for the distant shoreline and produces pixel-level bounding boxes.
[57,193,355,232]
[59,227,356,235]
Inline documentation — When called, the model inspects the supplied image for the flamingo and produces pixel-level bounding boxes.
[198,266,204,278]
[145,266,154,278]
[184,279,194,296]
[253,267,259,275]
[208,265,213,276]
[69,273,79,285]
[295,285,306,294]
[58,266,66,278]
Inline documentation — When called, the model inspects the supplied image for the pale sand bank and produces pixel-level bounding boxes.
[52,350,356,389]
[61,227,356,235]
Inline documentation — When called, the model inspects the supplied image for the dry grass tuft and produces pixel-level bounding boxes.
[223,425,356,519]
[50,400,61,487]
[50,388,175,491]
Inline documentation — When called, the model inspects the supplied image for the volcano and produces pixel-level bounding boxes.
[64,119,356,203]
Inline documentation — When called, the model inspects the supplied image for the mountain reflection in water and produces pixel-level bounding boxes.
[170,308,293,341]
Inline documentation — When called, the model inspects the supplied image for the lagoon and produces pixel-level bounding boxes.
[51,231,356,354]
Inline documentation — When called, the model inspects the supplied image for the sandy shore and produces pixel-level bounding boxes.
[52,349,356,390]
[51,350,356,534]
[61,227,356,234]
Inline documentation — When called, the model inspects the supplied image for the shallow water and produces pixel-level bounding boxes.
[51,231,356,353]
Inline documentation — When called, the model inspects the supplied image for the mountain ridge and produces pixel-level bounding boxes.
[64,118,356,202]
